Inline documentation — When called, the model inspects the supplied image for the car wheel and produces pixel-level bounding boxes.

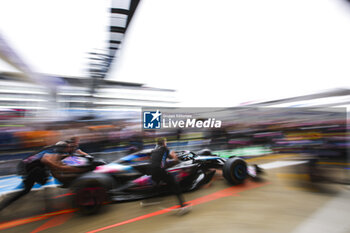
[223,158,247,185]
[74,180,107,215]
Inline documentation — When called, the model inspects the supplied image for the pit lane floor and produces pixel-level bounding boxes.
[0,154,349,233]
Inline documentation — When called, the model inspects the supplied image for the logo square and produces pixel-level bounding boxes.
[143,110,161,129]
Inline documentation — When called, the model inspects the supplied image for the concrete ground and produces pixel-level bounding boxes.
[0,154,349,233]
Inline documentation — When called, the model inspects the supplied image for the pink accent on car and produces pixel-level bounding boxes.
[94,165,119,173]
[133,175,153,186]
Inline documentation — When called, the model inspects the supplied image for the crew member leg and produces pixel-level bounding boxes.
[0,167,46,211]
[159,169,185,207]
[0,177,35,210]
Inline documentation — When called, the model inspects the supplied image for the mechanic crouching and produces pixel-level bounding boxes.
[0,141,87,211]
[42,141,89,185]
[147,137,191,215]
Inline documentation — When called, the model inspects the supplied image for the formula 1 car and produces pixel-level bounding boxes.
[68,149,263,214]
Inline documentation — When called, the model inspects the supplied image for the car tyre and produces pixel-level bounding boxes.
[74,180,107,215]
[223,158,248,185]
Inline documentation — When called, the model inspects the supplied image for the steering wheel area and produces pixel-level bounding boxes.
[176,151,194,161]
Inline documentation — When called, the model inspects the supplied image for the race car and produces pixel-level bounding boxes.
[68,149,264,214]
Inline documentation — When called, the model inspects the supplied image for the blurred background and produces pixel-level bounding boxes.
[0,0,349,232]
[0,0,349,173]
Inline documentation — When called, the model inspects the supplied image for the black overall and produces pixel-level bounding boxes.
[150,146,185,207]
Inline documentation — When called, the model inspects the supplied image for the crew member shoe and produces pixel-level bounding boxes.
[176,204,192,215]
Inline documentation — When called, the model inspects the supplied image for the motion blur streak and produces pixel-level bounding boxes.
[30,213,73,233]
[86,181,269,233]
[0,208,77,231]
[186,181,269,206]
[51,192,75,199]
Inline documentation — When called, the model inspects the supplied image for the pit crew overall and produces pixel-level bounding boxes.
[150,146,185,207]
